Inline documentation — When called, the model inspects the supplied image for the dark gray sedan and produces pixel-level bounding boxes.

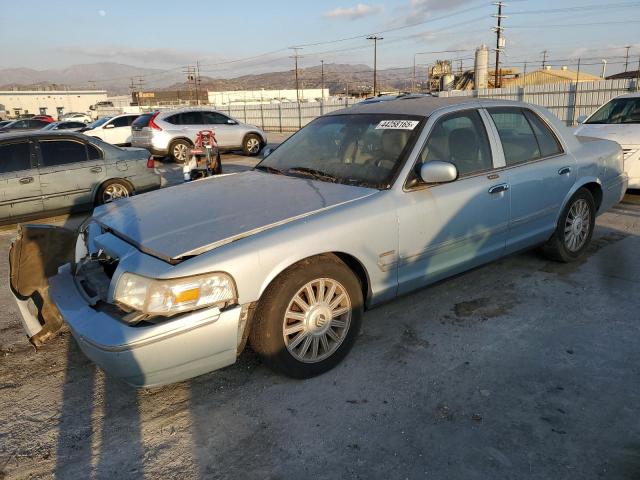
[0,131,161,224]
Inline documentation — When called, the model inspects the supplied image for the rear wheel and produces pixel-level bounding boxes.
[96,179,132,205]
[249,255,363,378]
[542,188,595,262]
[170,139,191,163]
[242,134,262,156]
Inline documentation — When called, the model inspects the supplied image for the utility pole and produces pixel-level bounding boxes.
[541,50,548,69]
[182,65,197,105]
[492,2,506,89]
[367,35,383,96]
[321,60,325,98]
[624,45,632,72]
[134,76,145,108]
[195,61,201,105]
[289,47,303,103]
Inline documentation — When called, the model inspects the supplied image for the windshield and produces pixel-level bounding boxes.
[41,122,58,130]
[86,117,112,129]
[586,97,640,124]
[257,114,423,188]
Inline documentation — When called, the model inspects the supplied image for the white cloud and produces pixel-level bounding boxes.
[324,4,383,20]
[389,0,474,27]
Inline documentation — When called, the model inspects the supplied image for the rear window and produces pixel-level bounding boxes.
[132,113,154,128]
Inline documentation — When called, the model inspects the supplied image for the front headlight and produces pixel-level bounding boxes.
[114,271,237,316]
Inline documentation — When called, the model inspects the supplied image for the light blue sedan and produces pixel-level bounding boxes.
[10,97,627,387]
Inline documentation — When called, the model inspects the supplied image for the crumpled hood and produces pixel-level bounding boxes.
[92,170,376,262]
[575,123,640,146]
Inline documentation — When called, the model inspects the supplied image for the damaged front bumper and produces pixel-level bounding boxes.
[9,224,243,388]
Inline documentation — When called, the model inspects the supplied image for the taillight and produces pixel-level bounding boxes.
[149,111,162,131]
[147,156,155,168]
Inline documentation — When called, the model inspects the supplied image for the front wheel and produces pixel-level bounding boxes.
[249,255,363,378]
[542,188,596,262]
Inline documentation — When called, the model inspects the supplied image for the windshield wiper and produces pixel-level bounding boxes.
[254,165,285,175]
[286,167,338,182]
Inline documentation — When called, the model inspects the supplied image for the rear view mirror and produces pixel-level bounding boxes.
[420,161,458,184]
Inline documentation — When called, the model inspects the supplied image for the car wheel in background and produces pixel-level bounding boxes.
[170,139,191,163]
[542,187,596,262]
[242,134,262,156]
[96,179,133,205]
[250,254,363,379]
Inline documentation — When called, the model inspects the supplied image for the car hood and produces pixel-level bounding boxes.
[575,123,640,146]
[92,170,377,263]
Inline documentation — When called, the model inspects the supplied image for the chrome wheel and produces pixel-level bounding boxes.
[283,278,352,363]
[172,143,188,162]
[102,183,130,203]
[564,198,591,252]
[246,137,260,154]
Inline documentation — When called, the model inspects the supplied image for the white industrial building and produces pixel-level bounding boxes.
[0,89,108,119]
[207,88,329,106]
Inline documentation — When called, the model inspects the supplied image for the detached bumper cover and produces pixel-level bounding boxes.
[48,264,241,387]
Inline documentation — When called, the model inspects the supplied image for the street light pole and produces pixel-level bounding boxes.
[367,35,383,96]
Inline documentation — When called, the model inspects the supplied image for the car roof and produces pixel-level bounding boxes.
[614,92,640,99]
[331,96,528,117]
[0,131,92,141]
[158,106,220,115]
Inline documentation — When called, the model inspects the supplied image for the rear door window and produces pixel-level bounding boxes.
[488,108,541,166]
[39,140,88,167]
[0,141,32,173]
[110,116,130,128]
[202,111,230,124]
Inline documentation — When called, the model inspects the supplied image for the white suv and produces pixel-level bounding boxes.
[81,114,140,146]
[131,107,267,162]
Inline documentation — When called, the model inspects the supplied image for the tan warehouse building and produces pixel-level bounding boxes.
[0,89,108,119]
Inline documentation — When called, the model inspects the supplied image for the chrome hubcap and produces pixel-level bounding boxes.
[102,183,129,203]
[246,138,260,154]
[564,198,591,252]
[283,278,351,363]
[173,143,188,161]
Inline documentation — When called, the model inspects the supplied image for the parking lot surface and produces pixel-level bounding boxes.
[0,148,639,478]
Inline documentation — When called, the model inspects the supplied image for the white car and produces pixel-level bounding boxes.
[61,112,93,123]
[575,93,640,189]
[82,113,140,146]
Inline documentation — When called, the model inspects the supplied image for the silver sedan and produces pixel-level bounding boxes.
[10,97,627,387]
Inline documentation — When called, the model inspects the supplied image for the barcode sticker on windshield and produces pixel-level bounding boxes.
[375,120,419,130]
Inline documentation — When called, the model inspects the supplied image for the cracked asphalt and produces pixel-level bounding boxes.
[0,145,639,478]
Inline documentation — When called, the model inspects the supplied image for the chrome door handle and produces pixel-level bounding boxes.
[90,166,102,173]
[488,183,509,194]
[19,176,34,185]
[558,166,571,175]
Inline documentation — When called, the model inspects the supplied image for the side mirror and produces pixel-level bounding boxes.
[420,161,458,184]
[104,123,115,129]
[576,115,587,124]
[227,119,237,125]
[262,147,274,158]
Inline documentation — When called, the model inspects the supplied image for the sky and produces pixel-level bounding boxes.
[1,0,639,81]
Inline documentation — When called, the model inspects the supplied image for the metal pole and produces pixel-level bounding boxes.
[412,54,416,93]
[367,36,383,96]
[624,45,631,72]
[493,2,505,89]
[573,58,581,126]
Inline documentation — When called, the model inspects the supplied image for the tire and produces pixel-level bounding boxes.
[95,179,133,206]
[170,139,191,164]
[242,134,262,156]
[542,187,596,262]
[249,254,364,379]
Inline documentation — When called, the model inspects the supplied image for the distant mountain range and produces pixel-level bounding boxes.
[0,62,415,95]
